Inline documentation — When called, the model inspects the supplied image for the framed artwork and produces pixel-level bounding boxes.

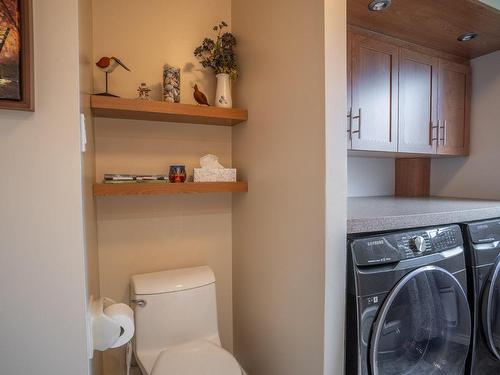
[0,0,33,111]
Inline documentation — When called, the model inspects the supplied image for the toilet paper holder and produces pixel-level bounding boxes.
[87,296,135,359]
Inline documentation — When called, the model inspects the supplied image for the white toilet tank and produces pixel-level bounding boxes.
[131,266,221,353]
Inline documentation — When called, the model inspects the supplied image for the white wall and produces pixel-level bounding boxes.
[431,51,500,199]
[478,0,500,11]
[348,156,395,197]
[0,1,90,374]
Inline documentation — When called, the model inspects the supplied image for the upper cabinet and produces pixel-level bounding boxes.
[347,30,471,156]
[437,60,471,156]
[398,49,438,154]
[348,34,398,152]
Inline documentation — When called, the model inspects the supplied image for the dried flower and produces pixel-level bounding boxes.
[194,21,238,80]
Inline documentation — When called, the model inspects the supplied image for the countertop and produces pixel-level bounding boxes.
[348,196,500,234]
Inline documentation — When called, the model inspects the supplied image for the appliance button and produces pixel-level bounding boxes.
[410,236,426,253]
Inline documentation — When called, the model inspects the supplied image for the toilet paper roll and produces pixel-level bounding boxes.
[103,303,135,349]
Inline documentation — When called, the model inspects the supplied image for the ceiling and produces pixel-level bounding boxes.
[348,0,500,59]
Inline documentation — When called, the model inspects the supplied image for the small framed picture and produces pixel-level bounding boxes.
[0,0,34,111]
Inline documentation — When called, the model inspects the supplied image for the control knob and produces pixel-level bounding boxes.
[410,236,426,253]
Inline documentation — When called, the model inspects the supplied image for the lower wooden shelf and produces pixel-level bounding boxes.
[94,181,248,196]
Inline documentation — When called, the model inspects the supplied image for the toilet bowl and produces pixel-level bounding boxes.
[149,340,241,375]
[130,266,242,375]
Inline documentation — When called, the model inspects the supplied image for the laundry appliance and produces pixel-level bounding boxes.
[463,219,500,375]
[346,225,472,375]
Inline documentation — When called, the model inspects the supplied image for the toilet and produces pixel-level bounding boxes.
[130,266,242,375]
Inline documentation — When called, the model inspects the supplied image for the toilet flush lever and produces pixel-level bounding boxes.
[130,299,146,307]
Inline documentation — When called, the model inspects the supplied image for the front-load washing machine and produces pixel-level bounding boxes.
[463,219,500,375]
[346,224,472,375]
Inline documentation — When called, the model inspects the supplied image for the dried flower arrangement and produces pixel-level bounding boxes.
[194,21,238,80]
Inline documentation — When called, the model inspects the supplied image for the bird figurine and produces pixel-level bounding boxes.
[193,84,209,106]
[95,56,131,97]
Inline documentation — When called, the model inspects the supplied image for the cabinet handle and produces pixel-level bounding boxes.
[352,108,361,139]
[347,108,352,139]
[443,120,447,145]
[431,121,439,142]
[439,120,446,145]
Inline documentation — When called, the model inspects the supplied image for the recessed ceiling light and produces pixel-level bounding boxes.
[368,0,392,11]
[457,32,478,42]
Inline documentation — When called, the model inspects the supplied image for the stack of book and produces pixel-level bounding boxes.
[104,174,169,184]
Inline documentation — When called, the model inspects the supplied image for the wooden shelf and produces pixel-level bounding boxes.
[91,96,247,126]
[94,182,248,197]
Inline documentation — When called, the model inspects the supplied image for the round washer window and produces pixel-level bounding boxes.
[482,257,500,360]
[370,265,471,375]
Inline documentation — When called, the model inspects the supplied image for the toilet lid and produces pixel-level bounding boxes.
[151,340,241,375]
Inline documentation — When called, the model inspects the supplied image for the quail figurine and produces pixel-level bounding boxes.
[193,84,209,106]
[95,56,131,97]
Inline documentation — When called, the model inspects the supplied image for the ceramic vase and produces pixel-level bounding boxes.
[215,73,232,108]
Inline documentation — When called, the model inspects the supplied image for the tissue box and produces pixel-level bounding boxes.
[194,168,237,182]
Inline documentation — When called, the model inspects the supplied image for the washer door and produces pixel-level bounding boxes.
[482,256,500,360]
[370,265,471,375]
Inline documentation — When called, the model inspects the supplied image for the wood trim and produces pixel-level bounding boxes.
[0,0,34,111]
[395,158,431,197]
[348,25,470,65]
[464,63,472,155]
[94,182,249,197]
[91,95,248,126]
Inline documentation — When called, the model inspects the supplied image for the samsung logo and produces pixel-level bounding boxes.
[367,239,384,246]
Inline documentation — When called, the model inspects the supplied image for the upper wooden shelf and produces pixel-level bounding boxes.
[91,96,248,126]
[94,181,248,197]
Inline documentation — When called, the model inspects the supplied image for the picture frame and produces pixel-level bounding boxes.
[0,0,33,111]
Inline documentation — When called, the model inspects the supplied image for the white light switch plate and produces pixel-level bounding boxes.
[80,113,87,152]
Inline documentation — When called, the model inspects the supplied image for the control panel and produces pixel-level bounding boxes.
[351,225,463,266]
[469,219,500,244]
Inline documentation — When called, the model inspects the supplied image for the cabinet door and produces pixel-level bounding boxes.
[437,60,471,156]
[351,34,398,152]
[398,49,438,154]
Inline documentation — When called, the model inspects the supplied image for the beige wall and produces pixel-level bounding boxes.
[431,51,500,199]
[79,0,101,374]
[91,2,233,375]
[92,0,230,104]
[0,1,90,374]
[231,0,347,374]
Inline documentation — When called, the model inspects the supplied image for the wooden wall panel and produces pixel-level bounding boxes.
[395,158,431,197]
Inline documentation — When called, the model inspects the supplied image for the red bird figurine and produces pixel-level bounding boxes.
[193,84,209,106]
[95,56,131,97]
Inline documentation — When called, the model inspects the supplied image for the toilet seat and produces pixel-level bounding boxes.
[149,340,242,375]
